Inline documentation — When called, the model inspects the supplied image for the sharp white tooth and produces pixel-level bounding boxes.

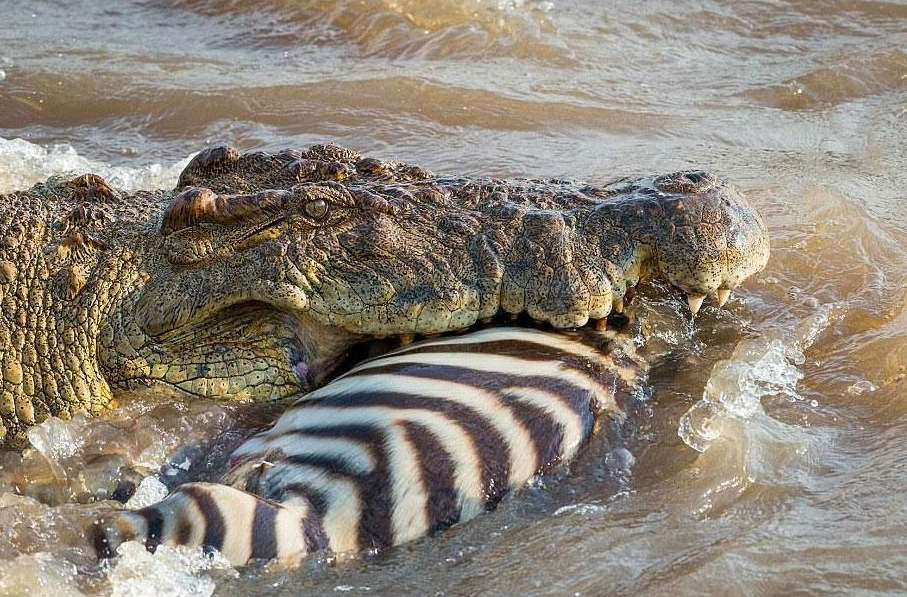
[687,294,706,316]
[612,298,624,314]
[717,288,731,308]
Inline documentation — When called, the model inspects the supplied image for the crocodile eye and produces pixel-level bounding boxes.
[304,199,328,219]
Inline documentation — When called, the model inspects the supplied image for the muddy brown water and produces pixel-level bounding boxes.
[1,1,906,595]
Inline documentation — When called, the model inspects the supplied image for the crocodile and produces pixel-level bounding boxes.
[0,143,769,447]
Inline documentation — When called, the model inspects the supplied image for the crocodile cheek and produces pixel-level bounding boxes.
[101,306,308,403]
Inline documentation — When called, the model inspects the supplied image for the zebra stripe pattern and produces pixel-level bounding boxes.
[93,326,646,566]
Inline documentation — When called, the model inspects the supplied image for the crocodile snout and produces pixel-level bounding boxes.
[651,174,769,315]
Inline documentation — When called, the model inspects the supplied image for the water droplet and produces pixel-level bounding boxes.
[847,380,877,395]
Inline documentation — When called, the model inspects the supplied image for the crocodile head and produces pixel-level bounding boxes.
[0,144,768,445]
[113,147,768,403]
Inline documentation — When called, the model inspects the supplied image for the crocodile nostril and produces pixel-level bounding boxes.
[684,171,705,184]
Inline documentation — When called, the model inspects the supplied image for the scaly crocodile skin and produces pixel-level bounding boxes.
[0,144,769,446]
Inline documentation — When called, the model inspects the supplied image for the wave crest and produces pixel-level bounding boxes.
[0,137,191,194]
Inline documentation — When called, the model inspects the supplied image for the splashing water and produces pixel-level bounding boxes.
[0,137,192,194]
[678,303,842,454]
[106,542,237,597]
[670,303,848,518]
[0,398,246,597]
[0,400,236,506]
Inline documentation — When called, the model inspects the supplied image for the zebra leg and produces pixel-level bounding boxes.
[91,482,326,566]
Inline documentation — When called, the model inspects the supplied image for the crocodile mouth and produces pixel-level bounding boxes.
[127,287,632,404]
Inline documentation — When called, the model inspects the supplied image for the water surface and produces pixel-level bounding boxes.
[1,0,906,595]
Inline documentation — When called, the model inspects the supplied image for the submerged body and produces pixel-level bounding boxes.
[0,143,768,446]
[93,326,646,565]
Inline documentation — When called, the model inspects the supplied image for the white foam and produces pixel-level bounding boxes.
[25,417,86,463]
[124,476,169,509]
[0,487,237,597]
[0,136,193,194]
[553,503,608,517]
[107,542,237,597]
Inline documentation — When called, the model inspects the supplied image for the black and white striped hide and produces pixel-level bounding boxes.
[92,326,647,566]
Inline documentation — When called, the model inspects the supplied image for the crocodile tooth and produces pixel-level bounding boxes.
[687,294,706,316]
[399,334,415,345]
[612,297,624,314]
[593,318,608,331]
[717,289,731,308]
[507,312,519,321]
